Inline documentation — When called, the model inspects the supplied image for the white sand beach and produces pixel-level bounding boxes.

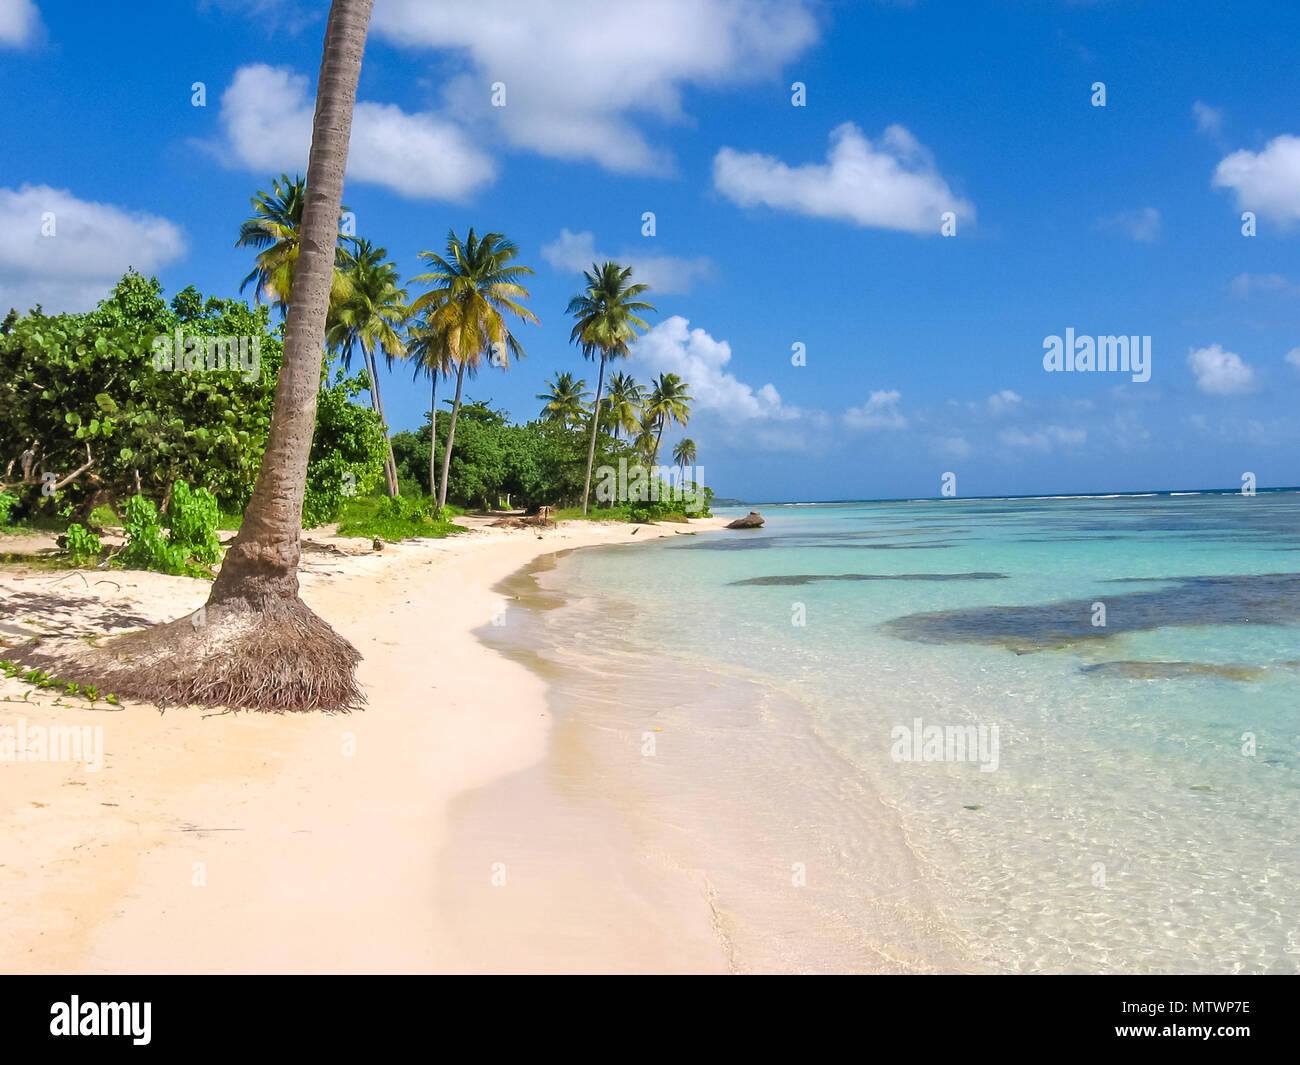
[0,517,731,974]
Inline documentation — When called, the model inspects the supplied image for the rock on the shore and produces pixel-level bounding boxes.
[726,510,765,529]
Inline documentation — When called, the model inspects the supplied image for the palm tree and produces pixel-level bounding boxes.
[327,238,408,496]
[603,371,645,440]
[633,415,659,467]
[566,262,655,514]
[645,372,693,465]
[236,173,353,314]
[537,372,590,427]
[410,228,538,511]
[14,0,378,711]
[672,437,697,476]
[404,316,454,502]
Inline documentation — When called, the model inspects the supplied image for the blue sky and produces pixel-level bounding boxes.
[3,0,1299,501]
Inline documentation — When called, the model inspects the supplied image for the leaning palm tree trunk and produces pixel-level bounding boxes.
[581,352,607,515]
[428,372,439,502]
[12,0,376,712]
[437,361,467,511]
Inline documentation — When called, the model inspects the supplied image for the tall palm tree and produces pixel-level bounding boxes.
[566,262,655,514]
[410,228,538,511]
[15,0,378,711]
[236,173,353,314]
[327,238,408,496]
[603,371,645,440]
[645,372,693,465]
[672,437,697,476]
[537,372,590,427]
[404,316,454,502]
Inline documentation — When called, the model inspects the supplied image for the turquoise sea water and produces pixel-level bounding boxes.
[501,493,1300,973]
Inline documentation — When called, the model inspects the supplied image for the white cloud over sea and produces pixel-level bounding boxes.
[1186,343,1257,395]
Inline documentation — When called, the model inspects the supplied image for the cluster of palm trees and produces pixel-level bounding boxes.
[239,174,695,513]
[537,369,696,475]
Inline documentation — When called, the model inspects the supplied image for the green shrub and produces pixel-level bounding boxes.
[61,523,102,564]
[165,480,221,564]
[0,490,17,525]
[119,482,221,577]
[120,494,184,574]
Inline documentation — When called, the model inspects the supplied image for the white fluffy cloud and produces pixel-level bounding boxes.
[372,0,818,173]
[998,425,1087,451]
[216,65,495,200]
[631,316,791,422]
[1284,347,1300,370]
[713,122,974,234]
[844,390,907,430]
[540,229,713,295]
[0,185,186,313]
[1186,343,1257,395]
[0,0,41,47]
[1213,134,1300,226]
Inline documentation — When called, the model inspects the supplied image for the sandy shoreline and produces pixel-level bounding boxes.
[0,515,729,974]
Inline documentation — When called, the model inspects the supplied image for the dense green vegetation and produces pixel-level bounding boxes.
[0,272,387,532]
[388,398,709,518]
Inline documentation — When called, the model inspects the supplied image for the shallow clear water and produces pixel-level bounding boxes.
[503,494,1300,973]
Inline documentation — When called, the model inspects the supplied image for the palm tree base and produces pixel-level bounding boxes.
[8,597,364,713]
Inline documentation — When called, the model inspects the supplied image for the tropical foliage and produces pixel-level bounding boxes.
[408,229,538,510]
[565,261,655,513]
[537,371,590,426]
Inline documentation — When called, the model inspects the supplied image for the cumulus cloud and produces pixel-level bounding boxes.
[844,390,907,430]
[983,389,1022,415]
[1285,347,1300,370]
[0,0,41,47]
[216,64,495,200]
[1097,206,1161,243]
[0,185,186,313]
[371,0,819,173]
[713,122,973,234]
[1213,134,1300,226]
[1192,101,1224,137]
[631,316,792,422]
[540,229,714,295]
[998,425,1087,451]
[1228,272,1300,299]
[1186,343,1257,395]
